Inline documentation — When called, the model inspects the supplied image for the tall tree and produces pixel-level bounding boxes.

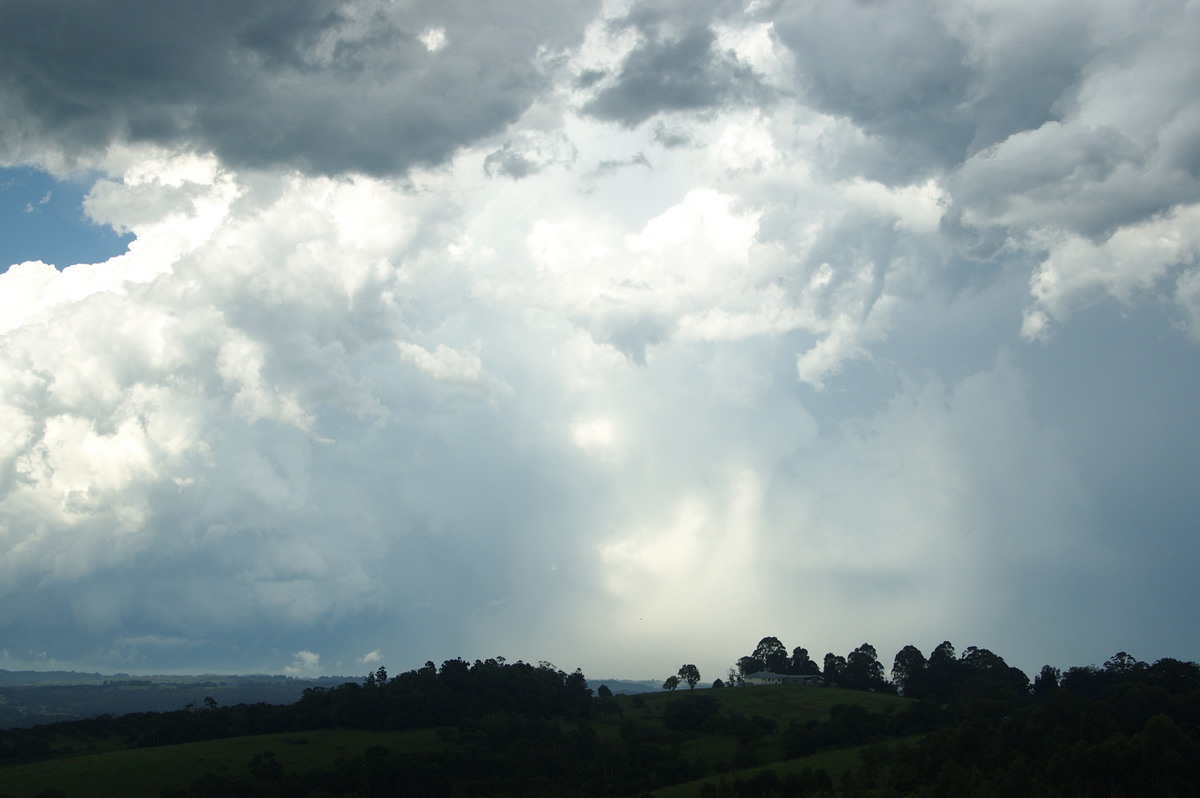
[1032,664,1060,697]
[662,675,680,692]
[892,645,928,697]
[789,647,820,676]
[677,664,701,690]
[563,668,594,718]
[736,656,763,679]
[843,643,886,691]
[926,641,960,702]
[1104,652,1145,675]
[823,653,846,684]
[753,637,789,673]
[957,646,1028,701]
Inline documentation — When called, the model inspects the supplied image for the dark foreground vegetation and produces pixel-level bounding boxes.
[1,642,1198,797]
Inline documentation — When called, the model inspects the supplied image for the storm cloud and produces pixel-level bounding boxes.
[582,24,771,126]
[0,0,600,174]
[1,0,1198,681]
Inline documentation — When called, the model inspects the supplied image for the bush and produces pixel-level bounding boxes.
[662,695,719,732]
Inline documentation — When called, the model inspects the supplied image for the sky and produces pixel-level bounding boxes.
[1,0,1198,684]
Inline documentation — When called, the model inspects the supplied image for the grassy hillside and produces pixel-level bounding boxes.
[0,728,443,798]
[8,652,1195,795]
[0,686,907,797]
[652,735,929,798]
[618,686,910,785]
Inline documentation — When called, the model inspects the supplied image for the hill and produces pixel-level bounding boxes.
[2,652,1199,796]
[0,681,907,797]
[0,673,351,729]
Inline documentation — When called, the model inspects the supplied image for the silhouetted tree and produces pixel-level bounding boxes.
[1032,664,1060,697]
[892,645,928,697]
[958,646,1029,702]
[788,647,821,676]
[678,664,701,690]
[926,641,959,702]
[1104,651,1145,675]
[753,637,789,673]
[822,653,846,684]
[663,675,680,692]
[843,643,888,692]
[736,656,762,679]
[564,669,594,718]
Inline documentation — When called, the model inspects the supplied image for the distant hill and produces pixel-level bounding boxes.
[588,678,665,694]
[0,669,114,686]
[0,669,355,686]
[2,653,1198,796]
[0,671,353,728]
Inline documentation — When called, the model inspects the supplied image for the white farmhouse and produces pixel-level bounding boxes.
[744,672,825,687]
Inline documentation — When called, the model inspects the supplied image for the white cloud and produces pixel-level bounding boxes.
[1176,268,1200,341]
[0,154,443,652]
[396,342,508,399]
[1023,203,1200,339]
[0,0,1198,679]
[419,27,448,53]
[795,308,888,390]
[284,650,322,676]
[712,22,792,86]
[839,178,946,235]
[570,417,617,453]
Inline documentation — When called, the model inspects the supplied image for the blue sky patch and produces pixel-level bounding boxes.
[0,166,133,272]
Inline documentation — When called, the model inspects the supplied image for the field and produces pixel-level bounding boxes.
[619,683,905,723]
[654,734,928,798]
[0,686,908,797]
[0,728,442,797]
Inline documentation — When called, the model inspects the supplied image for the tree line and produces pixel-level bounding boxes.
[0,657,595,764]
[730,636,1035,699]
[3,642,1199,796]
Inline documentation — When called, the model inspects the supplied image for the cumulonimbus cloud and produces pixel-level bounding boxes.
[1,0,1199,677]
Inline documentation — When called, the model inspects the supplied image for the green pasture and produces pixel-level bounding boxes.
[0,728,442,798]
[615,684,908,724]
[0,686,910,797]
[651,735,927,798]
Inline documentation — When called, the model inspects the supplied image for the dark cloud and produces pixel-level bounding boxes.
[772,1,975,175]
[583,26,771,126]
[0,0,600,175]
[771,1,1097,178]
[484,148,542,181]
[616,0,768,34]
[651,122,693,149]
[574,68,607,89]
[772,0,1200,240]
[587,153,651,180]
[483,132,578,180]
